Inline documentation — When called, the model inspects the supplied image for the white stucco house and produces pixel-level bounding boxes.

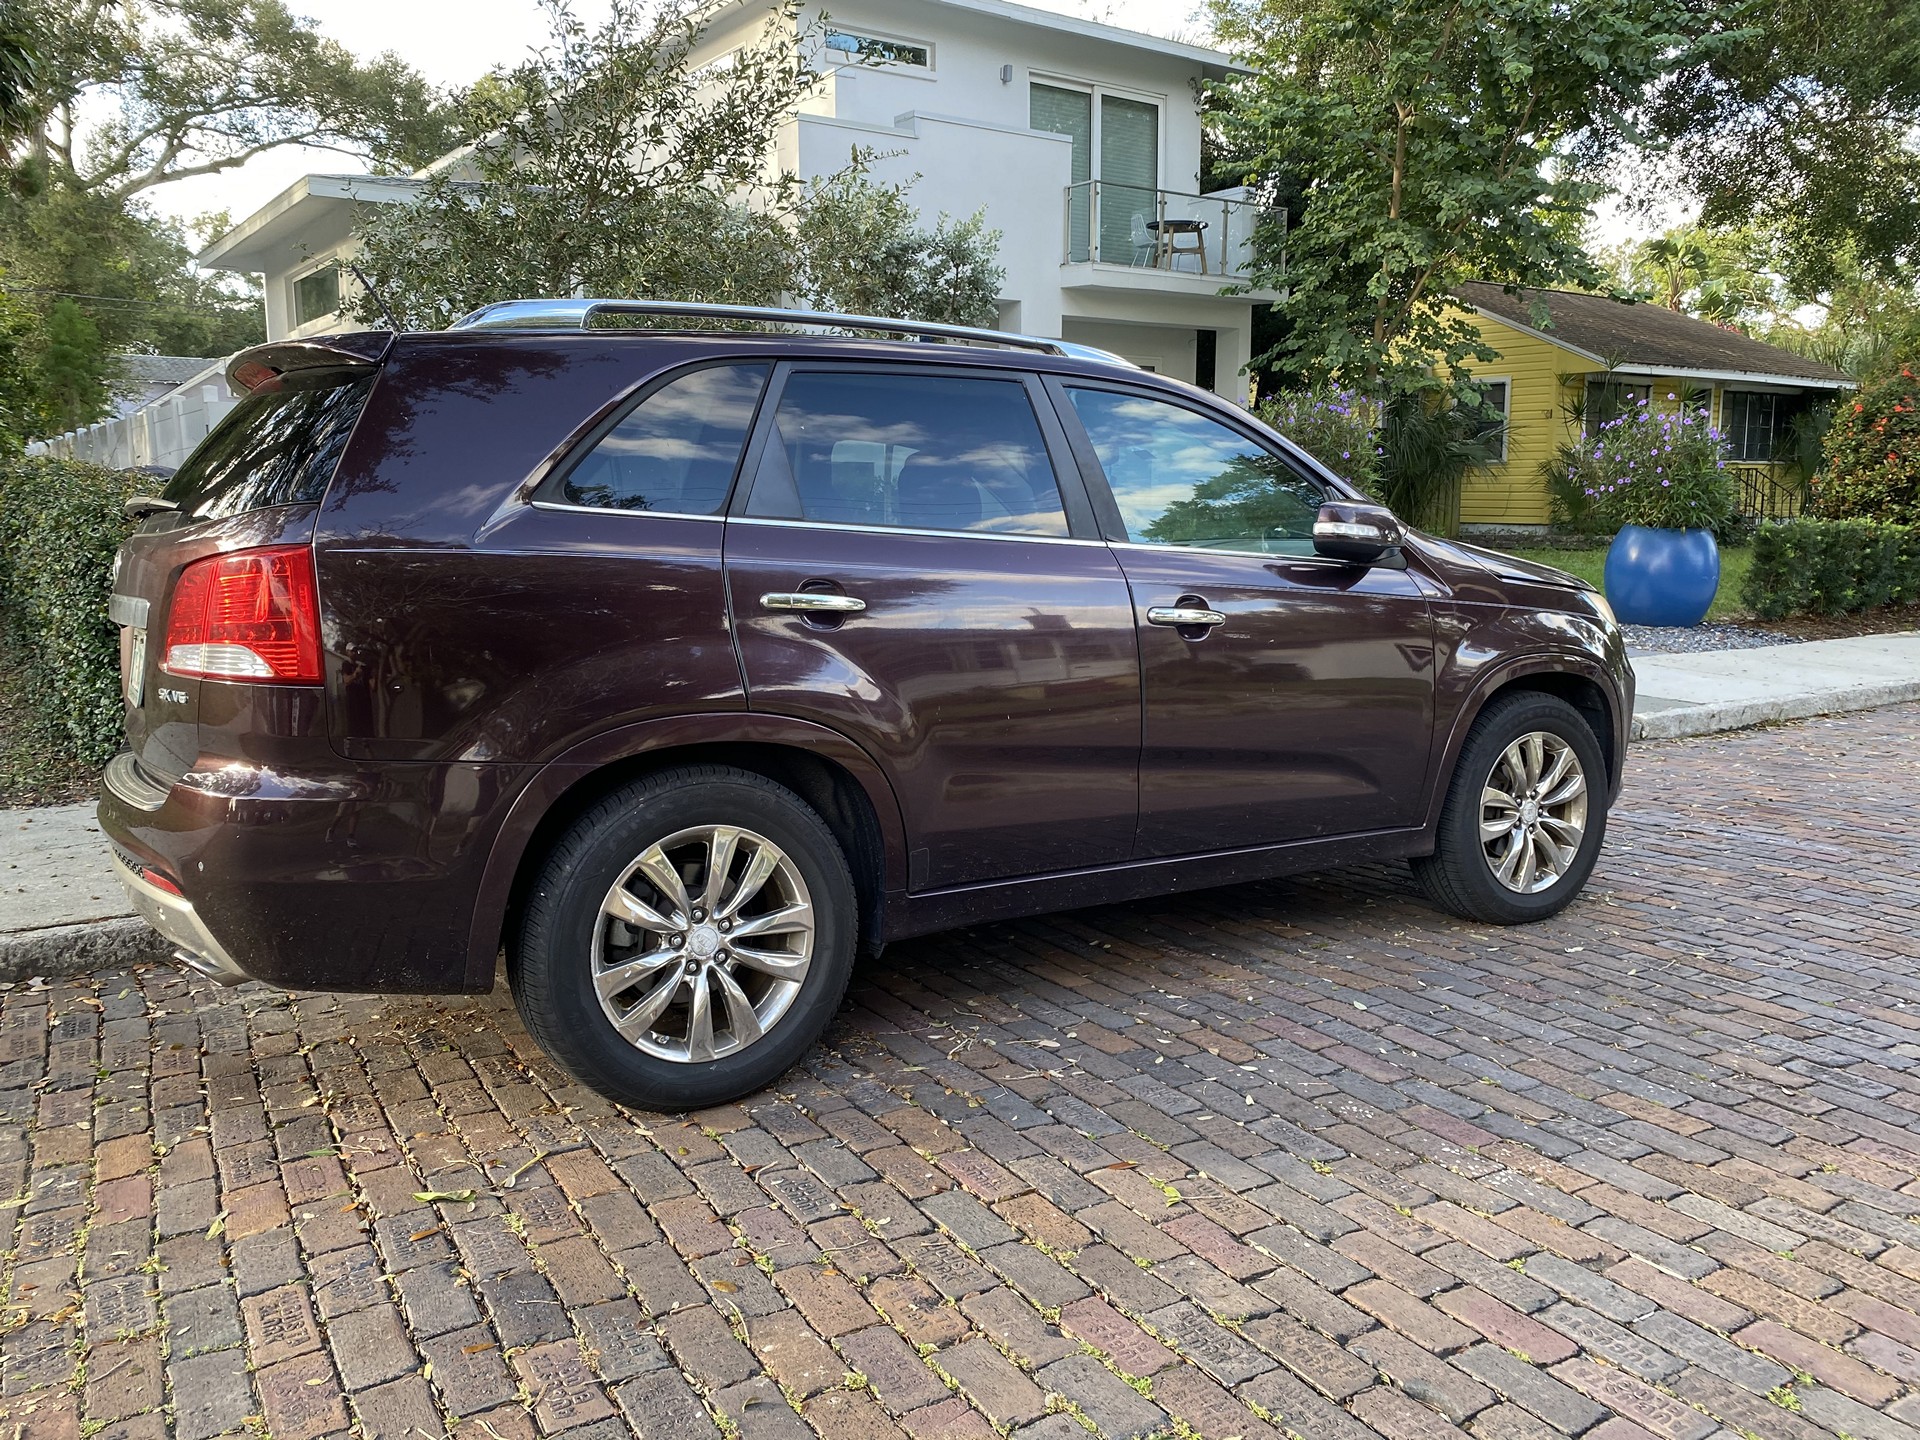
[197,0,1282,404]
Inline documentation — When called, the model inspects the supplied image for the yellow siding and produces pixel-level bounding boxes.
[1449,311,1586,527]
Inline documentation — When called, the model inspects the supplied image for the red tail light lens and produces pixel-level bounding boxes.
[162,545,323,684]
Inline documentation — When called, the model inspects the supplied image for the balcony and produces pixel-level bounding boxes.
[1062,181,1283,285]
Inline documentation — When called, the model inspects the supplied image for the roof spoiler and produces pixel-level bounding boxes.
[224,332,393,393]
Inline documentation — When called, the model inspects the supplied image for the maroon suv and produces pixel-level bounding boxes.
[100,299,1633,1109]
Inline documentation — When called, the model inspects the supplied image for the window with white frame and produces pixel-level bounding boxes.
[292,263,341,327]
[1467,378,1511,462]
[825,30,929,67]
[1723,390,1787,462]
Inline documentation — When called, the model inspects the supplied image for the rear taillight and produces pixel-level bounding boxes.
[162,545,323,684]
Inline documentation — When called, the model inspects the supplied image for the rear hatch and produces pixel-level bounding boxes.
[113,337,386,787]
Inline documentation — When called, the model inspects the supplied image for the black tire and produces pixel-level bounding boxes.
[508,765,857,1110]
[1411,692,1609,925]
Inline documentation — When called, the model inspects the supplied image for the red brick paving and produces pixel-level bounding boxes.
[4,704,1920,1438]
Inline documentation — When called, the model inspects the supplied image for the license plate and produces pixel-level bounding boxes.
[123,628,146,706]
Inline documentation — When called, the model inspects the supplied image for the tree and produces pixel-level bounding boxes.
[1611,223,1781,326]
[33,296,106,431]
[18,0,462,198]
[353,0,1001,330]
[0,0,38,152]
[1208,0,1688,397]
[1636,0,1920,283]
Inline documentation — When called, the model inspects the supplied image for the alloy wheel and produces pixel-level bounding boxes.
[591,825,815,1063]
[1480,731,1589,894]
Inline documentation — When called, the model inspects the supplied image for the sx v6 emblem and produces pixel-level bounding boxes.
[157,687,189,706]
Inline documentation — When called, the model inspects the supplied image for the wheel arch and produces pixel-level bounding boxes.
[1425,656,1623,835]
[464,716,907,989]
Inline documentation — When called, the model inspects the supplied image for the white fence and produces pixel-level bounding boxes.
[28,360,234,471]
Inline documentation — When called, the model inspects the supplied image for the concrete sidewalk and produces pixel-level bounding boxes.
[3,628,1915,982]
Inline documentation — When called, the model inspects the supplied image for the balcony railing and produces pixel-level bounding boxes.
[1063,181,1282,281]
[1731,462,1809,520]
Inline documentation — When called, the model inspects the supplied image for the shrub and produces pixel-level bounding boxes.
[1815,367,1920,523]
[0,457,151,772]
[1256,386,1383,491]
[1575,398,1738,536]
[1740,517,1920,618]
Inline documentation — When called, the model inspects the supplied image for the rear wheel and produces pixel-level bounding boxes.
[1412,692,1608,925]
[509,766,857,1110]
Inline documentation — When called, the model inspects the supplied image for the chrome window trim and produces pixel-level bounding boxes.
[729,515,1110,547]
[1109,539,1359,568]
[527,498,727,522]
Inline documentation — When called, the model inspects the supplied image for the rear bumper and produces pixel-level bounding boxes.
[108,850,251,984]
[98,749,527,993]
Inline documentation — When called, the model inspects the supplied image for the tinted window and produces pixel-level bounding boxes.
[1067,387,1325,553]
[747,372,1068,537]
[162,366,375,521]
[557,364,768,515]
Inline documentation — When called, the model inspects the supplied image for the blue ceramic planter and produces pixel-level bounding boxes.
[1604,525,1720,627]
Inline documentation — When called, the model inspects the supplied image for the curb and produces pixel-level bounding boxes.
[1630,678,1920,742]
[0,916,172,984]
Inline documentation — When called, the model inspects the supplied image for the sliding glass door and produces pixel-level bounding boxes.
[1031,83,1158,264]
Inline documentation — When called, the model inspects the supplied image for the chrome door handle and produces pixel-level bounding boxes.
[761,592,867,614]
[1146,606,1225,627]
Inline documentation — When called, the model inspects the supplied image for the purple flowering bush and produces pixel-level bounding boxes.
[1257,387,1385,492]
[1578,397,1736,534]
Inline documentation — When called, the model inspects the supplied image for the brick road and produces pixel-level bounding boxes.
[5,703,1920,1440]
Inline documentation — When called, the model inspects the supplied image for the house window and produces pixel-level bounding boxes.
[1467,378,1510,463]
[825,31,929,67]
[1585,380,1651,436]
[1723,390,1786,462]
[292,264,341,326]
[1031,82,1159,264]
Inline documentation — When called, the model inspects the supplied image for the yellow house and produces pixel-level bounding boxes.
[1450,282,1856,531]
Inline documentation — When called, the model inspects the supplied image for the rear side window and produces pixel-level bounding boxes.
[552,364,768,515]
[162,366,375,521]
[745,371,1069,537]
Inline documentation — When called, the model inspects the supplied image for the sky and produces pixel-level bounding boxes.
[141,0,1209,235]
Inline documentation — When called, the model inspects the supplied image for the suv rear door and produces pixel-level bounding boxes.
[1051,378,1436,856]
[725,362,1141,890]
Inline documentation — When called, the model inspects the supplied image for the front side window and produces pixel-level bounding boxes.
[554,364,768,515]
[746,372,1069,537]
[1066,387,1326,554]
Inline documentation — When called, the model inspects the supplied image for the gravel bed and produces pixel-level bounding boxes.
[1620,621,1794,655]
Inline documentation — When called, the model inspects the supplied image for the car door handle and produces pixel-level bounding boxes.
[761,592,867,614]
[1146,606,1226,627]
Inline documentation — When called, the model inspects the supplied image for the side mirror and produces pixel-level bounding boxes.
[1313,501,1404,565]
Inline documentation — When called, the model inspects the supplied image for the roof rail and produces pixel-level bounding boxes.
[445,298,1136,367]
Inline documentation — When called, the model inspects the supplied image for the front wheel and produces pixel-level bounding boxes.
[508,766,857,1110]
[1412,693,1609,925]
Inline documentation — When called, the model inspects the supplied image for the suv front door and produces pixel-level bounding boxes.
[1053,379,1436,858]
[725,364,1141,890]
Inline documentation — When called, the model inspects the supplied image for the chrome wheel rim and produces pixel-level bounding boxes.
[1481,732,1589,894]
[591,825,814,1063]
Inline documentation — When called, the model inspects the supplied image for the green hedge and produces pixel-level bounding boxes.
[0,457,150,770]
[1740,518,1920,619]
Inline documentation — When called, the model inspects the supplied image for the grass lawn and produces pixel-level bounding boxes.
[1503,545,1753,623]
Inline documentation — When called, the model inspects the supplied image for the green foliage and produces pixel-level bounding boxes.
[1209,0,1687,395]
[1741,518,1920,617]
[1611,223,1781,327]
[354,2,999,331]
[0,456,149,770]
[1569,400,1738,534]
[1542,440,1607,536]
[1814,367,1920,523]
[35,297,106,433]
[21,0,461,199]
[1640,0,1920,283]
[792,165,1003,327]
[1255,386,1382,488]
